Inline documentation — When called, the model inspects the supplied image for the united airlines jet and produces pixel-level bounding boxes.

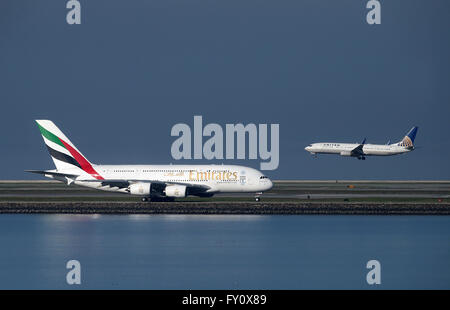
[27,120,273,201]
[305,126,418,160]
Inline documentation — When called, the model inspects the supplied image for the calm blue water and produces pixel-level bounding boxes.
[0,214,449,289]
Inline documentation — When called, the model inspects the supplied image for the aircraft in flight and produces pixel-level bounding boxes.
[27,120,273,201]
[305,126,418,160]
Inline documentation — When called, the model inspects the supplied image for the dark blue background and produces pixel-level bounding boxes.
[1,0,449,179]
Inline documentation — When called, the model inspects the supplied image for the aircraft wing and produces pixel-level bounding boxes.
[26,170,212,194]
[350,138,366,157]
[77,179,211,193]
[25,170,79,178]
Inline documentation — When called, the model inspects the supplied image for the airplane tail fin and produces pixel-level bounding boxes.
[35,120,103,179]
[397,126,418,148]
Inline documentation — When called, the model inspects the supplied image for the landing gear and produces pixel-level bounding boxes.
[358,156,366,160]
[141,197,149,202]
[254,192,262,202]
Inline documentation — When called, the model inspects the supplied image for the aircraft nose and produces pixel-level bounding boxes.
[305,146,310,151]
[266,179,273,191]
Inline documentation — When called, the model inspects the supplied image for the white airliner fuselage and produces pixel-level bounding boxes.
[28,120,273,201]
[57,164,272,196]
[305,127,418,160]
[305,142,410,156]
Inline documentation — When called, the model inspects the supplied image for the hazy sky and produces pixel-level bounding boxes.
[0,0,449,180]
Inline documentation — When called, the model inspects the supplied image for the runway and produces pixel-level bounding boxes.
[0,180,449,214]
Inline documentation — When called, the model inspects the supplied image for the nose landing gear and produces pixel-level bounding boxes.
[254,192,263,202]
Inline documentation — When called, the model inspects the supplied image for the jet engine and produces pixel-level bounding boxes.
[165,185,187,198]
[340,151,352,156]
[128,183,152,196]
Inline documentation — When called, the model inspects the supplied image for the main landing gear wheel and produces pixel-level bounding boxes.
[255,197,261,202]
[141,197,149,202]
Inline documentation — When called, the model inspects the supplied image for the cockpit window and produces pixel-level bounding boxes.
[260,176,268,179]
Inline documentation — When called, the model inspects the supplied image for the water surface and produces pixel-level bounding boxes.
[0,214,448,289]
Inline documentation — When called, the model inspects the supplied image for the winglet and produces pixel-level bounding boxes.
[361,138,366,145]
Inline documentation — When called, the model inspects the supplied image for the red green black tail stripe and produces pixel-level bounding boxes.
[45,145,82,169]
[37,123,104,180]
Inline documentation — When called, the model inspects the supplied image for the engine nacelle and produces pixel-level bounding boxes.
[165,185,187,198]
[128,183,152,196]
[340,151,352,156]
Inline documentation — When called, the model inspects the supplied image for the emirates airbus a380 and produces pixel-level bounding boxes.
[305,126,418,160]
[26,120,273,202]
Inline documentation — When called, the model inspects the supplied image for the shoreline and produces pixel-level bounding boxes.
[1,201,449,215]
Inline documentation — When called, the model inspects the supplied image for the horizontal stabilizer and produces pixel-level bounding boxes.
[25,170,79,178]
